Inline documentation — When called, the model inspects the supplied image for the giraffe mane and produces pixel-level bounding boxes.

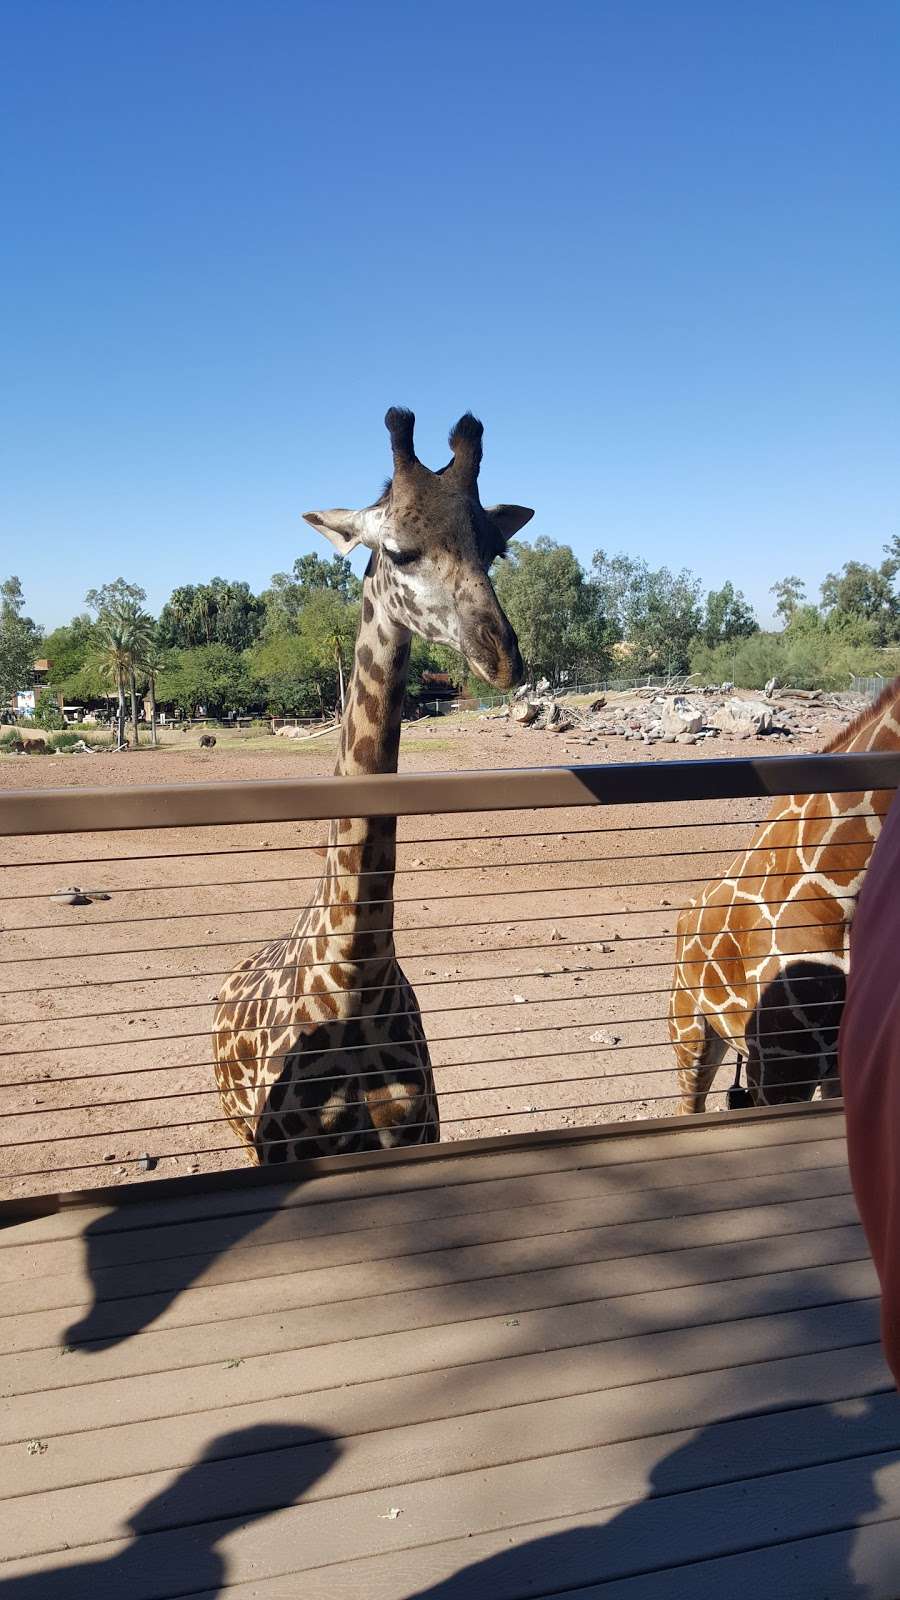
[821,674,900,753]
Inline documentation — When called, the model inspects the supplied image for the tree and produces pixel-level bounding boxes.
[155,645,259,718]
[261,554,362,636]
[590,552,702,676]
[92,608,132,746]
[770,576,806,625]
[85,578,147,615]
[819,559,899,643]
[0,577,41,714]
[43,614,97,693]
[137,634,167,747]
[123,608,156,746]
[700,582,758,649]
[158,579,265,652]
[493,538,613,685]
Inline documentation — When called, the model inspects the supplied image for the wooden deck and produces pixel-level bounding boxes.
[1,1105,898,1597]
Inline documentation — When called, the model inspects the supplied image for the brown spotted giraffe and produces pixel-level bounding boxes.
[669,679,900,1113]
[214,408,532,1163]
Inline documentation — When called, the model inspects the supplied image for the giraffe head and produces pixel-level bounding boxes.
[303,408,532,689]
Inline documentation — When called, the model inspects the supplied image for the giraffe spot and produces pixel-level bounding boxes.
[357,643,374,672]
[267,1081,286,1113]
[363,596,374,623]
[354,683,379,721]
[354,736,377,769]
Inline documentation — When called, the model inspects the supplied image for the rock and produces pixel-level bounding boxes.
[137,1154,157,1173]
[513,700,540,726]
[590,1029,622,1046]
[720,698,775,736]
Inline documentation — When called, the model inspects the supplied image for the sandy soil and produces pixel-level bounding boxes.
[0,711,845,1199]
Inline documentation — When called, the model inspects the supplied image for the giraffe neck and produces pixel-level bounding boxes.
[295,574,411,973]
[830,678,900,754]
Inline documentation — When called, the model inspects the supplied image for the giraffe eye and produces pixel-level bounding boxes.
[385,547,421,569]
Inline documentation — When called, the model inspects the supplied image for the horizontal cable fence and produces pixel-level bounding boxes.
[1,751,898,1203]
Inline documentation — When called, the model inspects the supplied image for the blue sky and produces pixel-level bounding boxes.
[2,0,898,630]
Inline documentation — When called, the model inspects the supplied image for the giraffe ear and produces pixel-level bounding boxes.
[485,505,535,544]
[302,509,371,554]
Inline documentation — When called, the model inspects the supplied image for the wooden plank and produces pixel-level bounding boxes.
[0,1295,879,1449]
[1,1252,877,1399]
[160,1520,900,1600]
[1,1335,888,1503]
[0,1111,846,1246]
[0,1183,859,1321]
[3,1424,899,1596]
[0,1126,848,1286]
[4,1381,900,1569]
[0,1220,867,1358]
[2,749,897,834]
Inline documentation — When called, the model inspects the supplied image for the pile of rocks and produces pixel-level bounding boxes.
[493,682,868,748]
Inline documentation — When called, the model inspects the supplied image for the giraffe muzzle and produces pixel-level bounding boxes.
[464,619,523,691]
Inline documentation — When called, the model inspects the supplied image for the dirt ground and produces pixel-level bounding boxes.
[0,709,846,1200]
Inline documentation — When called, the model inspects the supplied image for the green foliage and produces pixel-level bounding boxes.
[262,554,362,636]
[591,551,702,676]
[819,557,900,643]
[0,576,41,707]
[770,575,806,624]
[155,644,260,716]
[34,690,65,729]
[85,578,146,615]
[158,579,265,652]
[247,590,361,714]
[690,626,900,691]
[700,582,758,648]
[493,537,613,684]
[0,729,24,751]
[43,615,97,689]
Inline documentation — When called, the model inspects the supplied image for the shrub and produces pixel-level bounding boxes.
[33,691,66,730]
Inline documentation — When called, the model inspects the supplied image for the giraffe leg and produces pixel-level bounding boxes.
[669,976,729,1114]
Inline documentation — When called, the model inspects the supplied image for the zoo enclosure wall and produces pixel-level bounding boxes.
[1,749,898,1210]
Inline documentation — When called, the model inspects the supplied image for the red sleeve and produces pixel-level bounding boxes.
[841,796,900,1388]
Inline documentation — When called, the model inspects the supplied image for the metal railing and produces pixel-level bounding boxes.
[1,749,898,1207]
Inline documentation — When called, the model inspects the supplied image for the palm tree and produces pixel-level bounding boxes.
[92,612,130,748]
[122,608,155,747]
[91,603,156,748]
[139,634,166,748]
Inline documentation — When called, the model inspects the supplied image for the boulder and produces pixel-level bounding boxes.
[720,698,774,736]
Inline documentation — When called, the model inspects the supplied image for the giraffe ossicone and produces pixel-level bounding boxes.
[669,679,900,1113]
[214,409,533,1164]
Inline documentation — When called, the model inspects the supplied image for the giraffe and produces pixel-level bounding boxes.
[669,679,900,1113]
[213,407,532,1164]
